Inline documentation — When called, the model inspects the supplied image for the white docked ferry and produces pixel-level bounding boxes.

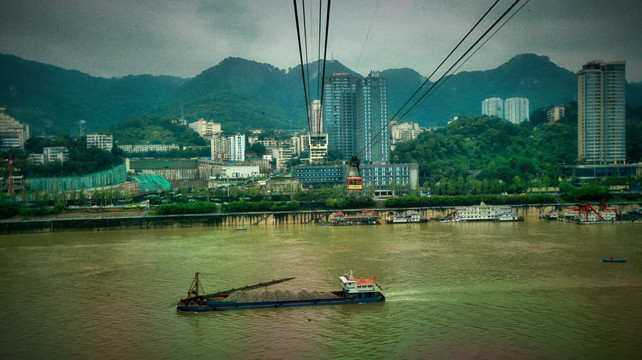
[455,202,523,222]
[385,212,429,224]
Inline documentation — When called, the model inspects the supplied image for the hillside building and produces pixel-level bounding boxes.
[43,147,70,163]
[0,107,29,149]
[481,98,504,118]
[118,144,180,153]
[391,122,424,150]
[86,134,113,151]
[189,118,222,139]
[546,106,566,123]
[504,97,530,124]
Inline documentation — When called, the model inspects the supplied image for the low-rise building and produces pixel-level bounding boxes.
[294,162,419,194]
[294,164,346,187]
[119,144,180,153]
[273,147,294,172]
[87,134,113,151]
[189,118,222,138]
[266,177,302,196]
[0,107,29,149]
[43,147,70,163]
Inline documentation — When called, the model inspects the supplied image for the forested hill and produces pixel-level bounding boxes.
[392,103,642,189]
[1,52,642,135]
[0,53,185,136]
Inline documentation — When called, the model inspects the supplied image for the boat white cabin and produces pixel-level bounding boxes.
[340,271,383,295]
[456,202,514,221]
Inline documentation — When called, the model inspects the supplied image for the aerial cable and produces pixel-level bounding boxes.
[356,0,504,159]
[386,0,501,127]
[426,0,532,108]
[451,0,531,80]
[394,0,523,125]
[317,0,323,101]
[354,0,381,72]
[319,0,331,118]
[301,0,312,112]
[293,0,312,132]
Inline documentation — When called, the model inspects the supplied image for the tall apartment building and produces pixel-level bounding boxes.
[504,97,529,124]
[356,71,389,163]
[481,98,504,118]
[211,135,229,160]
[308,99,328,162]
[577,60,626,164]
[309,99,323,134]
[229,134,246,162]
[323,71,390,163]
[0,107,29,149]
[324,73,357,160]
[86,134,113,151]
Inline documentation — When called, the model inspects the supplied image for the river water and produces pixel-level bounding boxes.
[1,220,640,359]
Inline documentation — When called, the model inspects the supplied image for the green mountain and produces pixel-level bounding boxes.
[0,53,184,135]
[1,52,640,135]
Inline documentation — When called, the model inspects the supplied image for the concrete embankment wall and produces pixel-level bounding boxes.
[0,211,335,234]
[1,203,639,234]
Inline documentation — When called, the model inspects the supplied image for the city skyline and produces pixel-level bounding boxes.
[1,1,641,81]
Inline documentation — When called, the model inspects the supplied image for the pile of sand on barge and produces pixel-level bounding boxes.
[223,289,337,302]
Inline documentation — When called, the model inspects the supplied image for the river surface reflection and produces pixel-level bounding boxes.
[1,220,641,359]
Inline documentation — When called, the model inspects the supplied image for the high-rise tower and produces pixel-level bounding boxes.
[356,71,389,163]
[577,60,626,164]
[504,97,529,124]
[308,99,328,163]
[482,97,504,118]
[323,73,357,160]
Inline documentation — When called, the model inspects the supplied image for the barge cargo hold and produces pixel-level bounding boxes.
[176,271,385,312]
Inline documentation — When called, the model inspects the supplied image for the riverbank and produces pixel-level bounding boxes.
[1,202,640,234]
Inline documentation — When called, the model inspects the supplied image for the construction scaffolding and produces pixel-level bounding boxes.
[26,164,128,192]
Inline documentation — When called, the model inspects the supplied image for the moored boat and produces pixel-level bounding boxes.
[386,212,429,224]
[176,271,385,312]
[456,202,521,222]
[330,210,380,226]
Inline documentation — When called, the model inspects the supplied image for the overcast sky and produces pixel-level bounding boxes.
[1,0,641,82]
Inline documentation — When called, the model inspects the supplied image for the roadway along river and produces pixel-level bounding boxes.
[1,219,640,359]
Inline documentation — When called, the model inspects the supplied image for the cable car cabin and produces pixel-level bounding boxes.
[346,156,363,191]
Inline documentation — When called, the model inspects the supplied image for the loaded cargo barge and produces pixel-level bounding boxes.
[176,271,385,312]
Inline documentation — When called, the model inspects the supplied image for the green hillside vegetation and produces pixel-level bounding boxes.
[392,103,642,195]
[0,54,184,135]
[0,135,123,178]
[111,114,207,147]
[6,52,626,136]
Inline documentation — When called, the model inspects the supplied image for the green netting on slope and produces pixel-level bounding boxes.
[26,164,128,192]
[132,174,171,192]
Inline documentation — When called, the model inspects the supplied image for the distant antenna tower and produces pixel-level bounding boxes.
[79,120,86,136]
